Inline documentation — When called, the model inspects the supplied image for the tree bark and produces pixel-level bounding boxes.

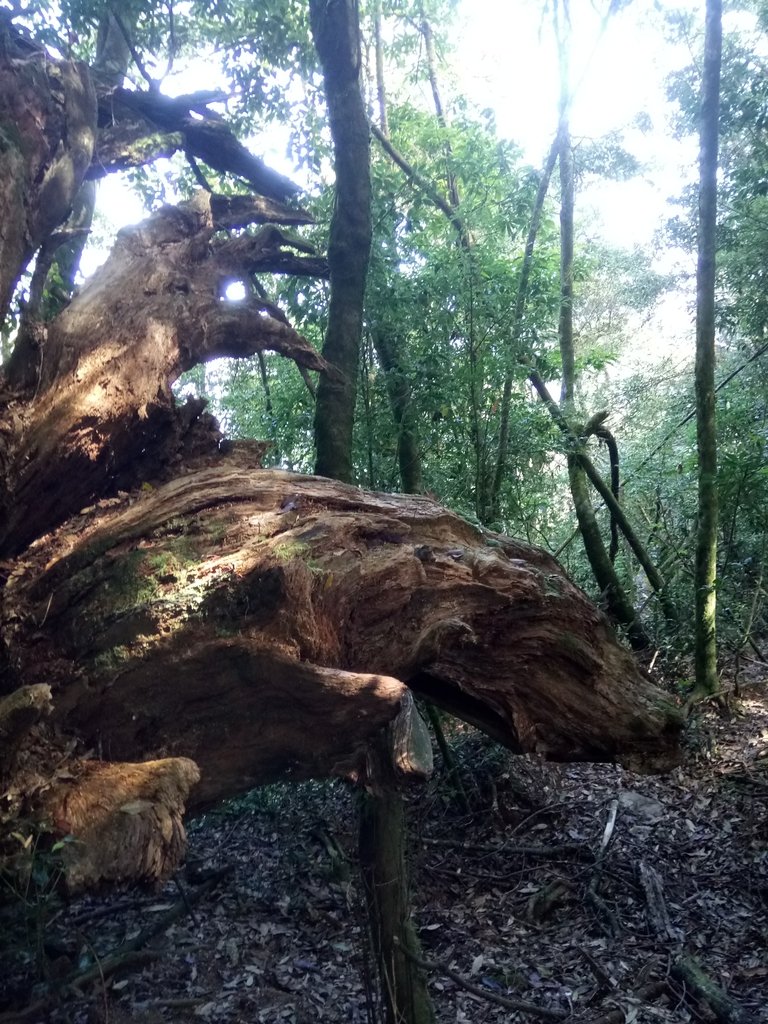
[311,11,431,1018]
[567,454,647,647]
[554,26,645,644]
[0,17,96,325]
[694,0,722,695]
[373,329,424,493]
[310,0,372,482]
[360,731,435,1024]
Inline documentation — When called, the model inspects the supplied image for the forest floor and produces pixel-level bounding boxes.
[2,670,768,1024]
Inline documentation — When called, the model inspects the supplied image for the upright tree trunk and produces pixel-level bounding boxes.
[310,6,434,1021]
[554,18,645,646]
[370,8,423,494]
[310,0,372,483]
[373,328,424,493]
[694,0,722,695]
[360,735,436,1024]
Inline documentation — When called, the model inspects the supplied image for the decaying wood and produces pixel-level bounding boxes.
[0,461,683,884]
[4,467,682,791]
[0,684,52,777]
[0,191,327,554]
[387,692,434,782]
[0,15,96,320]
[638,858,680,941]
[671,957,749,1024]
[37,758,199,888]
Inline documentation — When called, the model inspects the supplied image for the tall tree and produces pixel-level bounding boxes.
[553,2,647,645]
[368,7,423,493]
[310,0,372,482]
[694,0,722,694]
[310,5,434,1021]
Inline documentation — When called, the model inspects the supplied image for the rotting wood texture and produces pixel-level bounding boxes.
[1,461,682,885]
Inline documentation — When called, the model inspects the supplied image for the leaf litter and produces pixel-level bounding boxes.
[1,685,767,1023]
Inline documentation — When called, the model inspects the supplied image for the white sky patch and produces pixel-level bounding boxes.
[455,0,701,247]
[224,280,247,302]
[451,0,708,369]
[79,177,146,279]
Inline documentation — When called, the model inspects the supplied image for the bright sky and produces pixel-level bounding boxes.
[84,1,707,274]
[454,0,702,252]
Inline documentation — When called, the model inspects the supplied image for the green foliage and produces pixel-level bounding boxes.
[0,821,77,984]
[575,130,642,182]
[655,4,768,659]
[191,778,343,823]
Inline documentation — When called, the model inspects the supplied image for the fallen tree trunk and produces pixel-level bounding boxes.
[0,457,682,884]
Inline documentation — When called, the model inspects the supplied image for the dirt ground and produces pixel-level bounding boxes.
[2,678,767,1024]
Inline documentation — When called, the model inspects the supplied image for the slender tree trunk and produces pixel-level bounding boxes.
[558,140,575,414]
[694,0,722,694]
[359,736,436,1024]
[567,454,647,646]
[554,17,645,646]
[527,370,672,631]
[311,7,434,1021]
[373,329,423,493]
[370,9,423,494]
[490,133,560,523]
[310,0,372,483]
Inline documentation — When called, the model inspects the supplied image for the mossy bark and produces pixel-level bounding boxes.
[309,0,372,482]
[568,456,648,648]
[555,51,645,647]
[694,0,722,695]
[373,329,423,494]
